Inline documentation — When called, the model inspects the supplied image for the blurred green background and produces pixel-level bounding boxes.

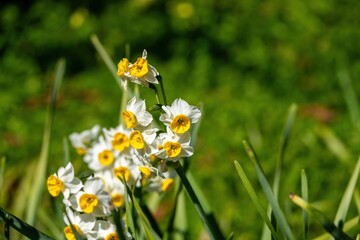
[1,0,360,239]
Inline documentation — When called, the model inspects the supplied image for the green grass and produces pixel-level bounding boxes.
[1,0,360,238]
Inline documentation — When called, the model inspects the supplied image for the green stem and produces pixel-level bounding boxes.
[173,161,225,240]
[165,177,184,238]
[157,75,167,105]
[149,83,161,105]
[26,59,65,225]
[112,208,127,240]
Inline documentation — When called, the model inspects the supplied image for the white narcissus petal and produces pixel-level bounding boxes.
[66,178,83,194]
[138,111,153,126]
[60,162,75,182]
[57,167,65,178]
[142,128,158,144]
[181,145,194,157]
[84,177,104,194]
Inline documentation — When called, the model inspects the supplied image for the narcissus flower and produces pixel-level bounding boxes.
[160,98,201,134]
[122,96,153,129]
[63,207,97,240]
[130,128,159,156]
[148,171,177,193]
[69,125,100,155]
[95,220,132,240]
[103,125,132,156]
[71,177,111,216]
[47,162,82,199]
[84,136,117,171]
[128,49,160,87]
[156,127,193,161]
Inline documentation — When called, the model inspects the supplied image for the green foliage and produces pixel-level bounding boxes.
[0,207,53,239]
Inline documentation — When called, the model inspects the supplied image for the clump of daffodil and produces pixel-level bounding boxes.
[48,49,203,239]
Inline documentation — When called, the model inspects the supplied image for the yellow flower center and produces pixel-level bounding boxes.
[117,58,129,76]
[163,141,182,157]
[114,166,131,182]
[150,154,158,162]
[139,166,152,179]
[75,147,86,155]
[170,114,191,134]
[64,224,84,240]
[122,110,137,128]
[98,150,114,166]
[47,175,64,197]
[111,193,124,208]
[105,233,120,240]
[112,132,130,151]
[129,57,148,77]
[79,193,98,213]
[161,178,175,192]
[130,130,145,149]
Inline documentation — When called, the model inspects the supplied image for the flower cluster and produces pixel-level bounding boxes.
[47,50,201,239]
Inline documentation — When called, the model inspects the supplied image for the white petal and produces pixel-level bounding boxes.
[66,177,83,194]
[84,177,104,194]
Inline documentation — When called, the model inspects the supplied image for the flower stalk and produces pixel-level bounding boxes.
[173,160,225,240]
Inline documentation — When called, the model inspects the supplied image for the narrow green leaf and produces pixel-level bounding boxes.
[125,184,161,240]
[138,199,163,238]
[187,171,224,238]
[226,232,235,240]
[334,156,360,226]
[90,34,123,89]
[90,34,131,124]
[0,207,54,239]
[243,140,295,240]
[354,190,360,212]
[301,169,309,240]
[63,137,71,165]
[274,103,297,197]
[112,208,128,240]
[173,191,188,240]
[164,177,183,240]
[26,59,66,225]
[186,172,210,214]
[337,68,360,130]
[234,160,278,240]
[5,218,10,240]
[312,216,359,240]
[174,161,225,240]
[262,104,297,240]
[163,174,189,240]
[123,181,136,239]
[290,194,352,240]
[0,156,5,205]
[316,126,350,163]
